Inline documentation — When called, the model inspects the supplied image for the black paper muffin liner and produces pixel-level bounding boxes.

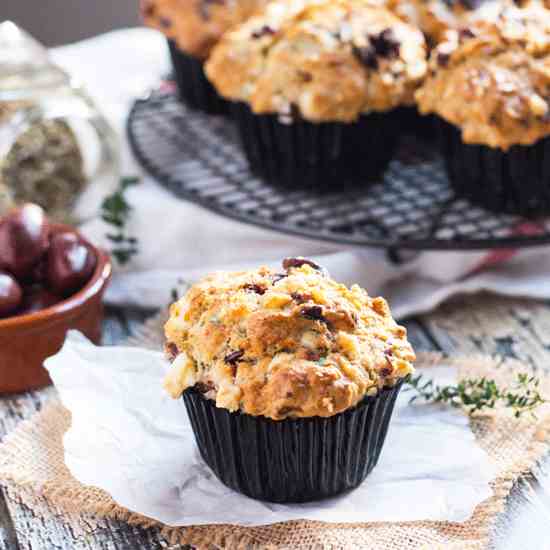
[396,107,436,142]
[437,118,550,218]
[168,40,227,115]
[230,102,398,190]
[183,380,403,503]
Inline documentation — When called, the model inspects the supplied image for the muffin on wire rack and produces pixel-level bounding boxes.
[205,0,428,188]
[141,0,269,114]
[384,0,509,139]
[163,258,415,503]
[416,3,550,217]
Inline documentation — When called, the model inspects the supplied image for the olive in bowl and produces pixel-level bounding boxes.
[0,204,112,394]
[0,203,49,280]
[0,272,23,317]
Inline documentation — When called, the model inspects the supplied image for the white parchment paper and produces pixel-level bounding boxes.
[44,331,497,527]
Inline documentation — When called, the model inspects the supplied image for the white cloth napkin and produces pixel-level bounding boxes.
[44,331,497,526]
[50,29,550,319]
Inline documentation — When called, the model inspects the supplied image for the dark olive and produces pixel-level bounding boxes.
[18,287,60,315]
[282,257,329,276]
[0,272,23,318]
[46,232,97,297]
[0,204,50,279]
[29,256,48,285]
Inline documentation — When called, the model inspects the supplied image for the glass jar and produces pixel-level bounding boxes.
[0,21,119,222]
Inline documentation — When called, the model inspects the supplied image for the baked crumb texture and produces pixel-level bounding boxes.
[416,2,550,149]
[140,0,270,59]
[164,259,415,420]
[205,0,427,122]
[386,0,510,44]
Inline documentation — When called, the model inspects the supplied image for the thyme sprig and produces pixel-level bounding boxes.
[101,176,140,265]
[171,287,179,303]
[170,277,188,304]
[406,372,546,417]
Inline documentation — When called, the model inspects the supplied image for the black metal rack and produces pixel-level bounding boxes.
[128,90,550,251]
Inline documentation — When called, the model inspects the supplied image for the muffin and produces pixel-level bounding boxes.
[163,258,415,502]
[141,0,269,113]
[416,4,550,216]
[205,0,428,188]
[385,0,510,139]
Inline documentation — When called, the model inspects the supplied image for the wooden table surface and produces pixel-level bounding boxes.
[1,296,550,550]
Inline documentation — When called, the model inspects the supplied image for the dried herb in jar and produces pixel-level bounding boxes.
[0,102,86,222]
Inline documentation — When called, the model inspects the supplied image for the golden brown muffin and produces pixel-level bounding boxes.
[386,0,509,45]
[416,3,550,149]
[163,259,415,420]
[140,0,270,59]
[204,0,427,122]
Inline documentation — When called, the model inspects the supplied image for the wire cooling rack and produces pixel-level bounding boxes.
[127,90,550,251]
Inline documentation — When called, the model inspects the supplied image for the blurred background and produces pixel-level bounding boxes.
[2,0,141,46]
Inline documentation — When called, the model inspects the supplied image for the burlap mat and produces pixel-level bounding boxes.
[2,313,550,549]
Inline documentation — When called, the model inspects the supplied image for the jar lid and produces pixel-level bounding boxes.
[0,21,68,99]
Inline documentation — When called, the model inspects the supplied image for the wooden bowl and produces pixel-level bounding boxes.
[0,225,112,394]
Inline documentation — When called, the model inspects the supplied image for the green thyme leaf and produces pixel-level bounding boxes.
[101,176,140,266]
[406,371,546,417]
[171,288,179,302]
[121,176,140,189]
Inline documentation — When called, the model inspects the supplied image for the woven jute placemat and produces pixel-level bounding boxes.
[1,313,550,549]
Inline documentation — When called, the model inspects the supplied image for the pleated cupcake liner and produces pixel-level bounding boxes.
[167,40,227,115]
[230,102,398,190]
[396,107,436,142]
[182,380,403,503]
[437,118,550,218]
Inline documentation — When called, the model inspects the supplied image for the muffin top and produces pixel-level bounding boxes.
[386,0,508,44]
[140,0,270,59]
[205,0,428,122]
[163,259,415,420]
[416,3,550,149]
